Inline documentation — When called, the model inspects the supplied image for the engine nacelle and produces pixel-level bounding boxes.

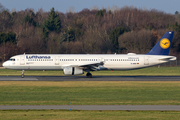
[63,67,84,75]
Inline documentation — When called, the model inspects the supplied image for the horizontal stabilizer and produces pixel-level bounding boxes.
[158,56,176,61]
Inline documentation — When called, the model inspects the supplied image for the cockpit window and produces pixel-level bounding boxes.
[8,58,15,61]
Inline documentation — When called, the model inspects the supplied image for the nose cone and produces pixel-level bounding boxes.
[2,61,8,68]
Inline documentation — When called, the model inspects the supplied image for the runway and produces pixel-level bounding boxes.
[1,105,180,111]
[0,76,180,81]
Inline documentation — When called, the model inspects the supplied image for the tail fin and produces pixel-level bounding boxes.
[146,31,174,55]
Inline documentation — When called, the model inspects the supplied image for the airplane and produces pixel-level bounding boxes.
[3,31,176,78]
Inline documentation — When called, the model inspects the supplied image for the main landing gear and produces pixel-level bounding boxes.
[22,70,24,78]
[86,72,92,78]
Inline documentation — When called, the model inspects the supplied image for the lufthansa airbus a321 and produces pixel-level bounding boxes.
[3,31,176,78]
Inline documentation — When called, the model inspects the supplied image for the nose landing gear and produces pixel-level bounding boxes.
[22,70,24,78]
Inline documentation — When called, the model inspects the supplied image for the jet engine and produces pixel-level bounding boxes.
[63,66,84,75]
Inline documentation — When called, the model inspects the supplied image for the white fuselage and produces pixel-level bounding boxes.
[3,54,176,71]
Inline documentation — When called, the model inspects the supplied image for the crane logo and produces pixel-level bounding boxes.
[160,38,170,49]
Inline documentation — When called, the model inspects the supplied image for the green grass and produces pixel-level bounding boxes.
[1,81,180,105]
[0,110,180,120]
[0,66,180,76]
[1,67,180,119]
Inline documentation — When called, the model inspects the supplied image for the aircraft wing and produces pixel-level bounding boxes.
[79,61,104,71]
[63,61,104,71]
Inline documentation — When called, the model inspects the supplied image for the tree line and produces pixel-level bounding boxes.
[0,3,180,62]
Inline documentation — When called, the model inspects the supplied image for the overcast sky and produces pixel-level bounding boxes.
[1,0,179,14]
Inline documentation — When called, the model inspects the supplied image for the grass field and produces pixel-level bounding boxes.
[1,67,180,119]
[1,81,180,105]
[1,110,180,120]
[0,66,180,76]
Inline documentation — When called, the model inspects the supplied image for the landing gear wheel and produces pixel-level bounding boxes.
[21,74,24,78]
[86,73,92,78]
[22,70,25,78]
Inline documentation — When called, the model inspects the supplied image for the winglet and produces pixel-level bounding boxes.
[146,31,174,55]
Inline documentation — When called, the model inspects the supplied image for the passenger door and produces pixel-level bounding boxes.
[55,56,60,65]
[144,56,149,65]
[20,56,25,65]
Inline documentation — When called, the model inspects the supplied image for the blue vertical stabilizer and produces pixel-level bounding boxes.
[146,31,174,55]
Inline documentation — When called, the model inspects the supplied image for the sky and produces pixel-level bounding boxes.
[0,0,180,14]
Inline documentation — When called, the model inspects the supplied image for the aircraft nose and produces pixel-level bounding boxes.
[2,61,8,67]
